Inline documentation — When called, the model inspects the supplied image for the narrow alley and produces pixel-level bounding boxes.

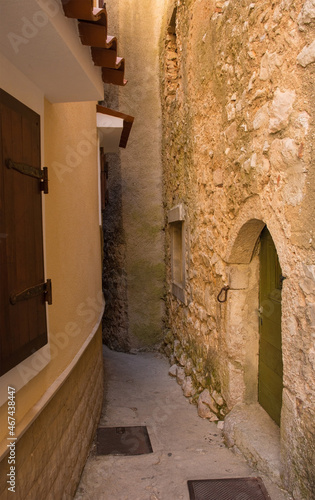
[1,1,314,499]
[74,346,291,500]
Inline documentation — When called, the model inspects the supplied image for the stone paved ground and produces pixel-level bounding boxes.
[74,346,292,500]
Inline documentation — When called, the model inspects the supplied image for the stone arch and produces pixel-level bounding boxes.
[227,218,266,264]
[224,196,289,275]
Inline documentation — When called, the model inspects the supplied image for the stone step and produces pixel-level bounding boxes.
[223,402,282,487]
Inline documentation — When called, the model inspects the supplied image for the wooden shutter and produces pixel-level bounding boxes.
[0,89,49,376]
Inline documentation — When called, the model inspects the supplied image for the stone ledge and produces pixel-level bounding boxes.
[223,402,282,487]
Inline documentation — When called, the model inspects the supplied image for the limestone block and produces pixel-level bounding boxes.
[282,170,306,206]
[292,111,310,139]
[306,301,315,325]
[248,71,256,91]
[270,137,302,172]
[214,259,226,277]
[297,39,315,67]
[268,88,295,133]
[208,413,219,422]
[182,376,196,397]
[212,390,224,407]
[226,290,246,330]
[204,286,215,316]
[259,51,282,81]
[217,420,225,430]
[164,330,174,346]
[201,252,211,268]
[260,52,270,81]
[176,366,186,385]
[263,140,270,153]
[164,344,172,357]
[226,102,236,121]
[197,306,208,323]
[303,263,315,280]
[280,137,299,167]
[184,357,194,376]
[213,169,223,187]
[168,50,178,60]
[250,153,257,168]
[174,339,183,361]
[197,401,213,419]
[298,0,315,28]
[253,103,269,130]
[179,352,188,366]
[258,157,270,175]
[224,121,237,142]
[224,362,246,408]
[169,364,178,377]
[194,284,205,306]
[228,265,250,290]
[299,277,315,295]
[193,369,208,389]
[197,389,219,419]
[200,322,208,336]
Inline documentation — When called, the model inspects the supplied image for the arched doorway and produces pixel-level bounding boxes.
[258,226,283,425]
[224,214,286,484]
[225,216,284,423]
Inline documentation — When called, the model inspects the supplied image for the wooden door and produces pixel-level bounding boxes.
[0,89,48,375]
[258,226,283,425]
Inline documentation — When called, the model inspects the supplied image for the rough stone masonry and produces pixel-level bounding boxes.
[160,1,315,499]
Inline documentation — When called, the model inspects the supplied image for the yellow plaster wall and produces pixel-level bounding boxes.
[44,99,103,371]
[0,99,103,460]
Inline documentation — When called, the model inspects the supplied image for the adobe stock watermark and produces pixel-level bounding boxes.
[52,128,98,183]
[256,286,282,321]
[16,290,104,384]
[52,110,122,183]
[7,0,63,55]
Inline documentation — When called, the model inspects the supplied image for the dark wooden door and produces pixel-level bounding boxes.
[258,226,283,425]
[0,90,47,376]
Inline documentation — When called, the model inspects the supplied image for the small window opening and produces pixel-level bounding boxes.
[172,221,184,286]
[168,204,186,303]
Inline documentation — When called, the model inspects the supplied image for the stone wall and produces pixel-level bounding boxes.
[102,151,130,352]
[104,0,166,350]
[161,0,315,498]
[0,327,103,499]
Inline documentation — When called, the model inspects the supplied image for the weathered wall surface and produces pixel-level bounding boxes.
[105,0,166,349]
[161,0,315,498]
[0,327,103,499]
[102,151,130,352]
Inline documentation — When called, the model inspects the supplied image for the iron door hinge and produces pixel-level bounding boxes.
[10,279,52,305]
[6,159,49,194]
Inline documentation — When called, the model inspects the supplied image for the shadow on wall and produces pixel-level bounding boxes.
[101,88,130,352]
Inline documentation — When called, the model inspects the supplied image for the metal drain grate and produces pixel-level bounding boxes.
[96,426,153,456]
[187,477,272,500]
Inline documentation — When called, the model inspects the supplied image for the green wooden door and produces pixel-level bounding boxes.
[258,227,283,426]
